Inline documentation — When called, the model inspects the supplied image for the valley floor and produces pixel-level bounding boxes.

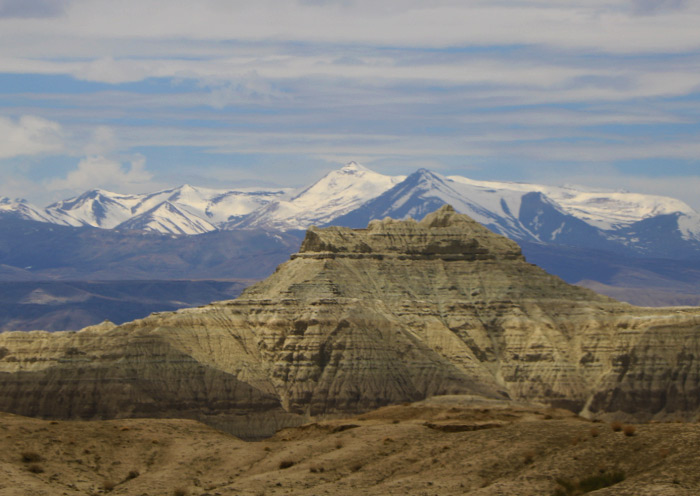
[1,396,699,495]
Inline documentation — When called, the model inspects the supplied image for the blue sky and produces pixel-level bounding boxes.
[1,0,700,208]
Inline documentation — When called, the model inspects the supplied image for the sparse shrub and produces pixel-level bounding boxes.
[27,464,44,474]
[21,452,42,463]
[335,441,343,449]
[392,419,400,424]
[173,489,188,496]
[383,437,394,444]
[659,447,670,458]
[279,460,295,469]
[120,426,130,432]
[102,480,116,492]
[590,427,600,438]
[125,470,140,480]
[570,436,581,446]
[523,451,535,464]
[623,425,636,437]
[350,462,363,472]
[264,446,272,452]
[611,421,623,432]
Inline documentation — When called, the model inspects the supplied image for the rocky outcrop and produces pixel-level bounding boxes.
[1,205,700,437]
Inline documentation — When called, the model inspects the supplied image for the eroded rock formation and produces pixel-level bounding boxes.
[1,205,700,437]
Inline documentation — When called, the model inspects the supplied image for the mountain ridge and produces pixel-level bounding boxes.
[2,206,700,438]
[4,162,700,308]
[5,163,697,250]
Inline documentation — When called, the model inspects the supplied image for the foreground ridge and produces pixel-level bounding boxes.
[1,205,700,438]
[4,399,700,495]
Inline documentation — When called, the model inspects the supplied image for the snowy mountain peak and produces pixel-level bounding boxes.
[397,169,460,196]
[228,163,406,230]
[0,197,54,223]
[411,168,448,183]
[2,163,699,251]
[340,161,370,173]
[116,201,216,235]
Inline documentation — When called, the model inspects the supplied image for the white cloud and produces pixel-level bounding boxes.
[47,154,153,193]
[1,1,699,62]
[625,175,700,211]
[1,0,698,211]
[0,173,42,201]
[83,126,117,156]
[0,115,64,158]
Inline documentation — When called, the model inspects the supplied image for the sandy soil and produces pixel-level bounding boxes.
[1,396,699,496]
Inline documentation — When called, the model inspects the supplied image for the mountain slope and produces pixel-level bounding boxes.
[2,206,700,439]
[0,198,54,223]
[228,162,405,230]
[448,175,695,231]
[0,280,248,332]
[329,169,534,240]
[116,201,217,235]
[45,189,136,228]
[0,217,304,280]
[43,185,291,234]
[3,162,700,309]
[332,169,700,259]
[5,162,700,250]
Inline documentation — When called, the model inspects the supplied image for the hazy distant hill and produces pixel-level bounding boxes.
[0,218,303,331]
[0,280,247,332]
[0,217,303,281]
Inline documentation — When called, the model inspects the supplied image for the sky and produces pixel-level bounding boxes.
[1,0,700,209]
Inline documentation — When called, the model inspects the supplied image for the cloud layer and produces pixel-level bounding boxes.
[0,0,699,208]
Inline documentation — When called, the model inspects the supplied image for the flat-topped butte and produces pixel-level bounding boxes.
[1,205,700,439]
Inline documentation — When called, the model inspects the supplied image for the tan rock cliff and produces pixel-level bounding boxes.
[1,205,700,437]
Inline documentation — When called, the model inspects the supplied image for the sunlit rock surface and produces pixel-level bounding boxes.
[1,205,700,438]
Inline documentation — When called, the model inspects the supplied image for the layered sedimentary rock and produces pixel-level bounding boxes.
[1,205,700,437]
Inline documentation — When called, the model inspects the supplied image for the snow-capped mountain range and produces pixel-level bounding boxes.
[2,184,292,235]
[2,162,699,257]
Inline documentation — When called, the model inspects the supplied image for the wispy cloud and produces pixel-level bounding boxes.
[0,115,64,158]
[47,154,153,194]
[0,0,699,209]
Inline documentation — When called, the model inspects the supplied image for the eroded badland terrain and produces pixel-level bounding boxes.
[3,398,700,496]
[2,205,700,494]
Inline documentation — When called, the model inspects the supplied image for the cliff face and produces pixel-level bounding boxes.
[1,205,700,437]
